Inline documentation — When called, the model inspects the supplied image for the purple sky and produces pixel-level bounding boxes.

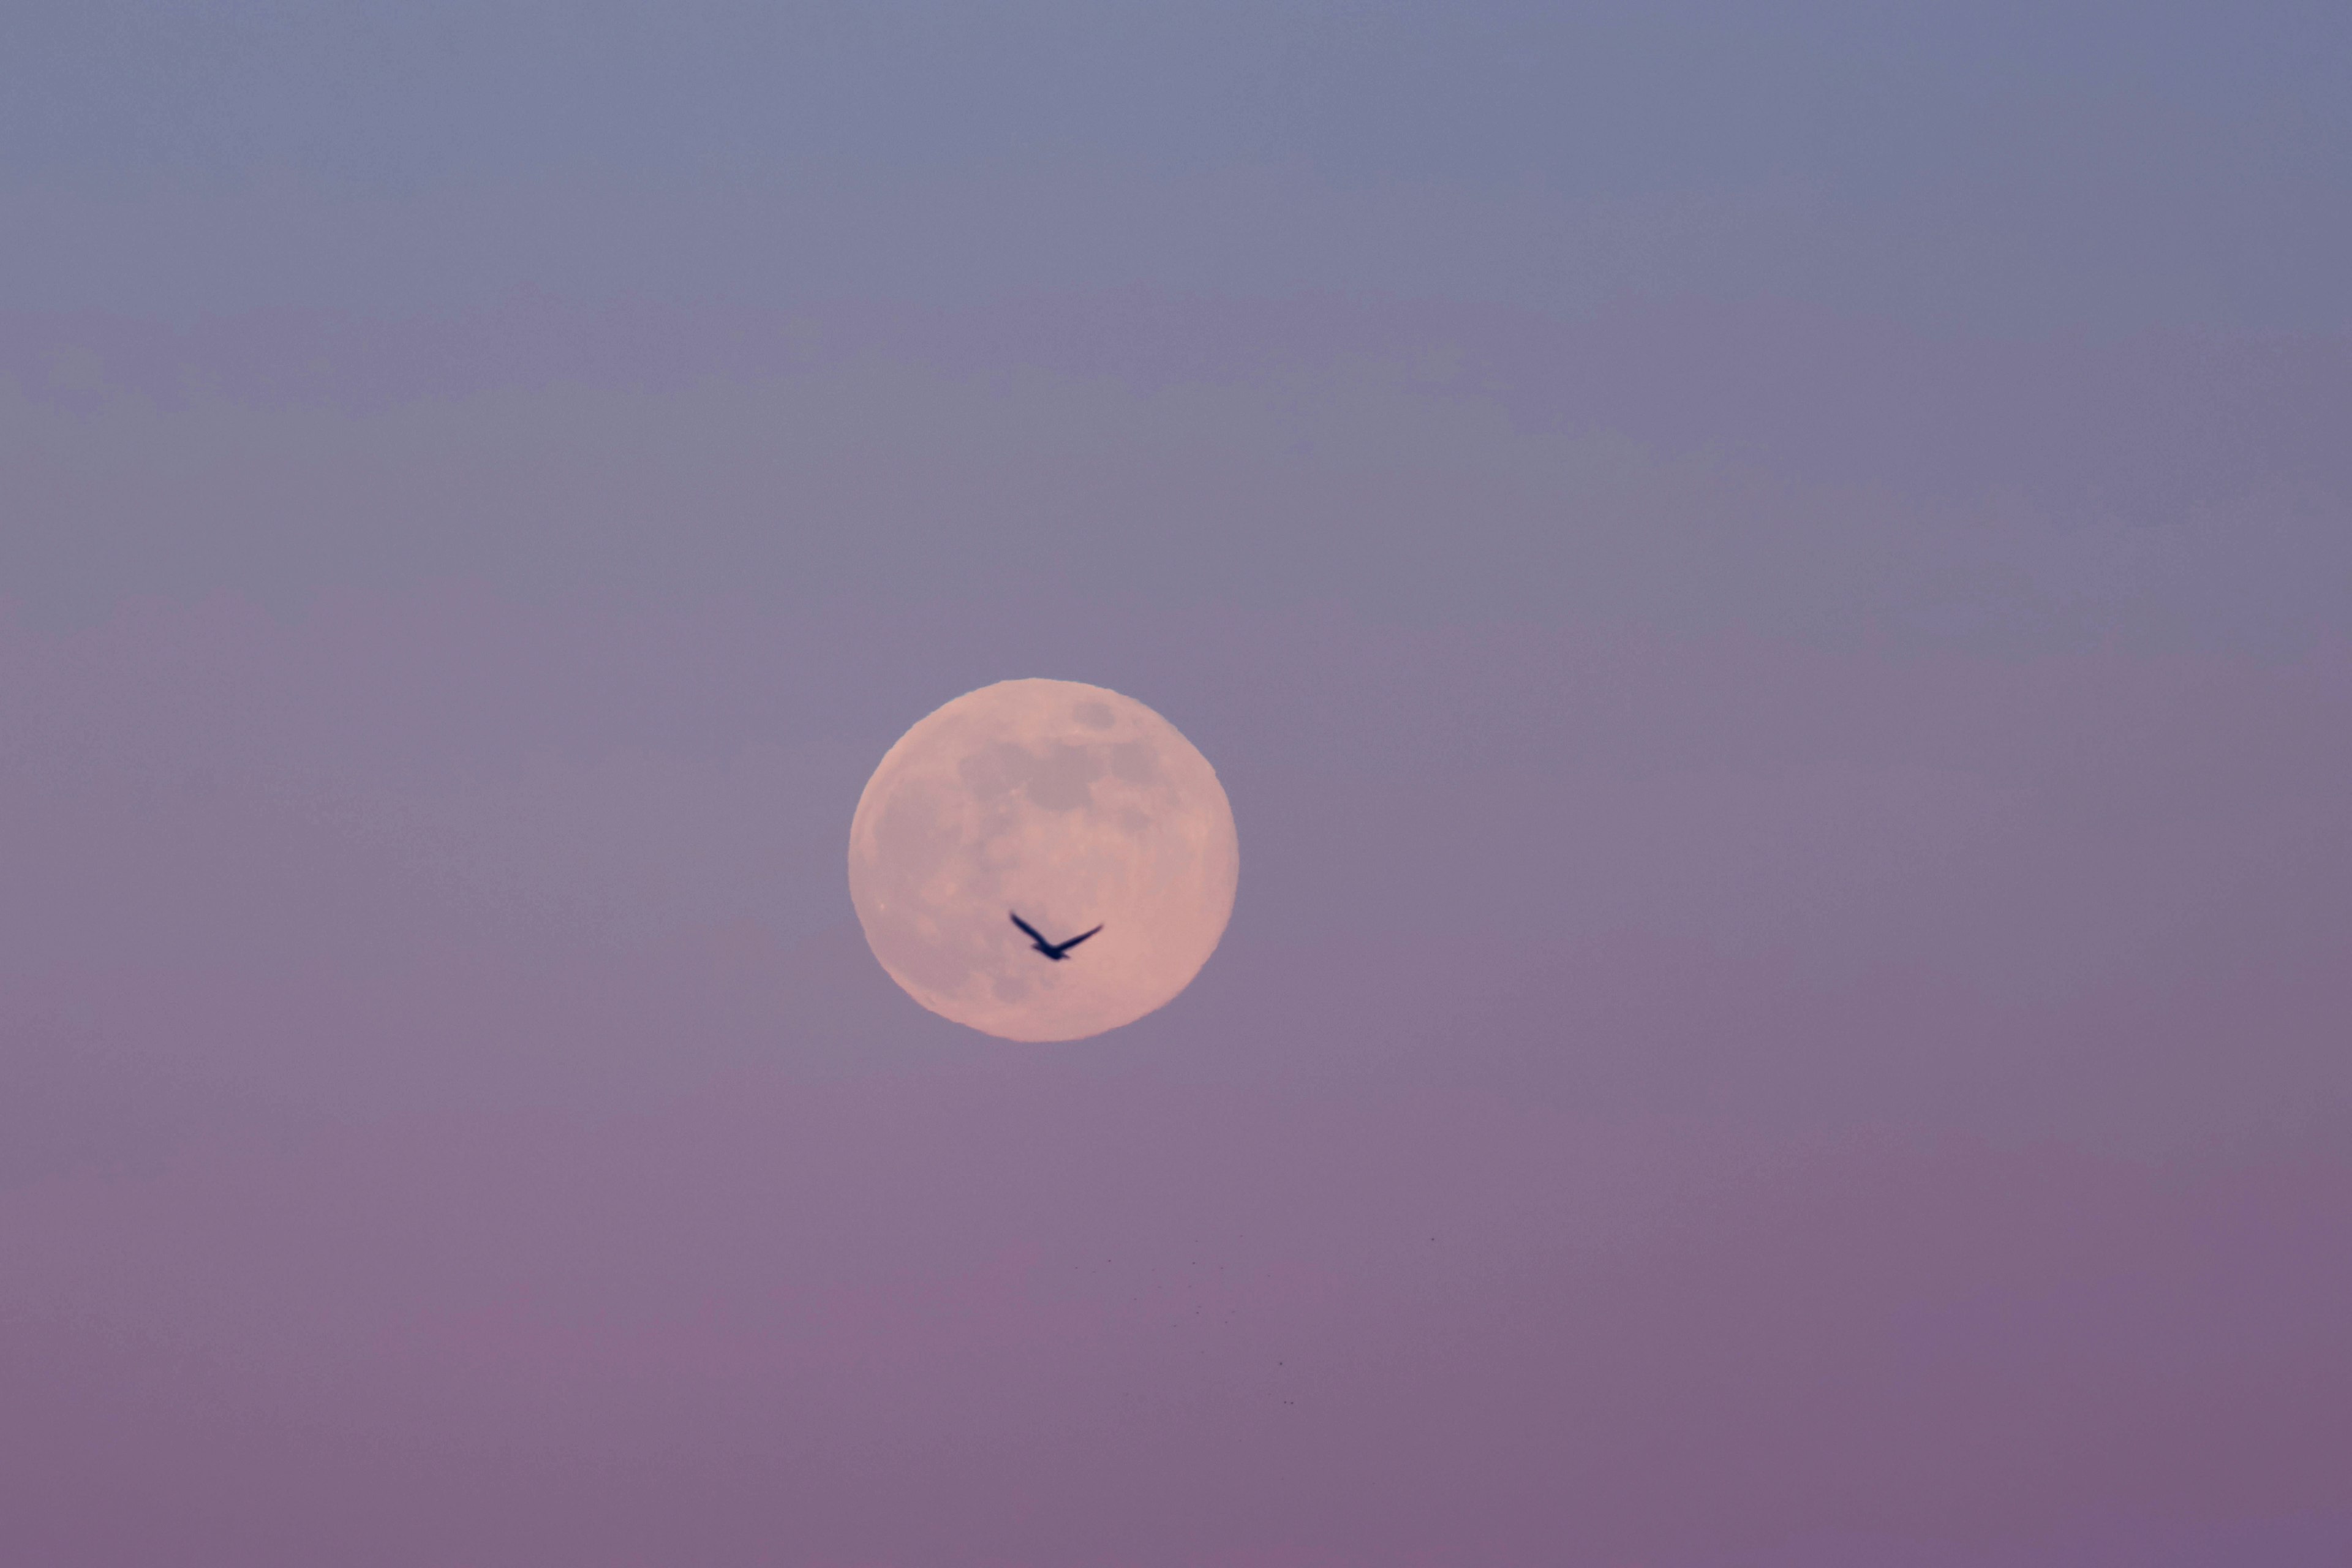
[5,5,2350,1564]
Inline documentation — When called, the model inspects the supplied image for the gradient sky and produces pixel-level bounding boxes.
[4,4,2350,1565]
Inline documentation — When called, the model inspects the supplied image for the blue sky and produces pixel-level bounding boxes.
[7,1,2349,328]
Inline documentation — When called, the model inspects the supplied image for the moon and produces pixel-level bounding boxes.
[846,679,1239,1041]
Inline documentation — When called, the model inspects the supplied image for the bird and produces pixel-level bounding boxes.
[1010,911,1103,961]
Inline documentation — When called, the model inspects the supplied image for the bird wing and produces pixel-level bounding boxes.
[1056,924,1104,953]
[1008,911,1048,945]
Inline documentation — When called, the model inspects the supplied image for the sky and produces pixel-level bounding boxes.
[3,3,2350,1565]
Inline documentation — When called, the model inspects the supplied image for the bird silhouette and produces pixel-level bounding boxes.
[1009,911,1103,961]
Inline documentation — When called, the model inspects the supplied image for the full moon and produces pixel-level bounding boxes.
[846,679,1239,1041]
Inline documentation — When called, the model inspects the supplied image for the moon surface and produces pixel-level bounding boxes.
[847,679,1239,1041]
